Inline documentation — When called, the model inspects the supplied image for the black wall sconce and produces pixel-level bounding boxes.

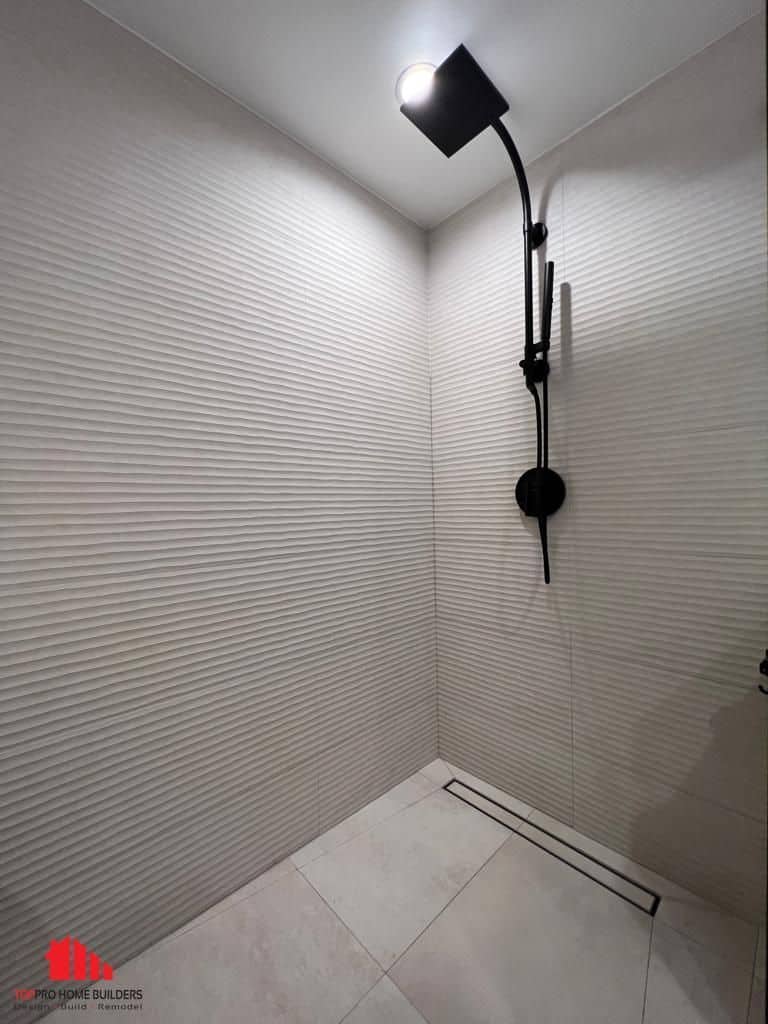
[398,45,566,583]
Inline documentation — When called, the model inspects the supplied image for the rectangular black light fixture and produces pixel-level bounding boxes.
[400,44,509,157]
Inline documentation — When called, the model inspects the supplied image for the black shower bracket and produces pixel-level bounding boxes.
[490,118,566,584]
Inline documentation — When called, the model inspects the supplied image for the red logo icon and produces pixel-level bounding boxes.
[45,937,114,982]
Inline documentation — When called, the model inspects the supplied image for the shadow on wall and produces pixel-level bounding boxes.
[629,675,766,1019]
[628,666,766,900]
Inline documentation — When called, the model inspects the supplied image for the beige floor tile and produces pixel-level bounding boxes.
[516,818,656,911]
[391,829,651,1024]
[526,808,757,963]
[301,788,508,968]
[50,871,380,1024]
[644,921,753,1024]
[343,977,428,1024]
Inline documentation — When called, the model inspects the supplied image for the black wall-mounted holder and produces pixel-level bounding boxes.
[401,44,566,583]
[491,121,566,584]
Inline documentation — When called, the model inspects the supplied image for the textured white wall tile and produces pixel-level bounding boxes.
[0,0,435,1004]
[572,646,767,822]
[574,752,766,923]
[430,17,767,920]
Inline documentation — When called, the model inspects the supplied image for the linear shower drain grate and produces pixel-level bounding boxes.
[444,779,660,916]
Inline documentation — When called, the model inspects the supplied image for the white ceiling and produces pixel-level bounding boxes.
[85,0,758,227]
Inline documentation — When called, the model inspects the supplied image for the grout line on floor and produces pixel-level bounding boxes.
[299,864,387,973]
[96,859,302,984]
[658,915,759,968]
[337,974,383,1024]
[639,915,655,1022]
[300,780,511,979]
[387,827,515,976]
[388,974,437,1024]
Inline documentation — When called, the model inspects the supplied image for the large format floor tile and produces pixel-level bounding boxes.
[524,808,758,964]
[46,762,763,1024]
[301,788,509,969]
[390,829,652,1024]
[50,871,381,1024]
[343,977,429,1024]
[643,921,753,1024]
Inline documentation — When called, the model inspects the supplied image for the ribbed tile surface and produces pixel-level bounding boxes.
[430,18,767,921]
[0,0,435,1008]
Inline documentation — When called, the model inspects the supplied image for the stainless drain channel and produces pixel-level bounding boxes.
[445,779,660,916]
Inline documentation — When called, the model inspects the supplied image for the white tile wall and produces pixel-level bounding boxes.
[1,3,764,1015]
[0,0,435,1007]
[429,17,767,921]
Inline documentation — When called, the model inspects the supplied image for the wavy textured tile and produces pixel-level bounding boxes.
[429,19,767,921]
[0,0,435,1008]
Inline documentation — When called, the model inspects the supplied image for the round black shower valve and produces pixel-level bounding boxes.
[515,467,566,519]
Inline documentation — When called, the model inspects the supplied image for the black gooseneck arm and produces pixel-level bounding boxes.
[490,119,565,583]
[490,121,536,356]
[489,122,536,362]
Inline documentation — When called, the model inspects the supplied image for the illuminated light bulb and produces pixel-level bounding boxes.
[395,63,436,106]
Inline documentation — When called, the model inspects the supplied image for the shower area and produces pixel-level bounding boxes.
[1,1,766,1022]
